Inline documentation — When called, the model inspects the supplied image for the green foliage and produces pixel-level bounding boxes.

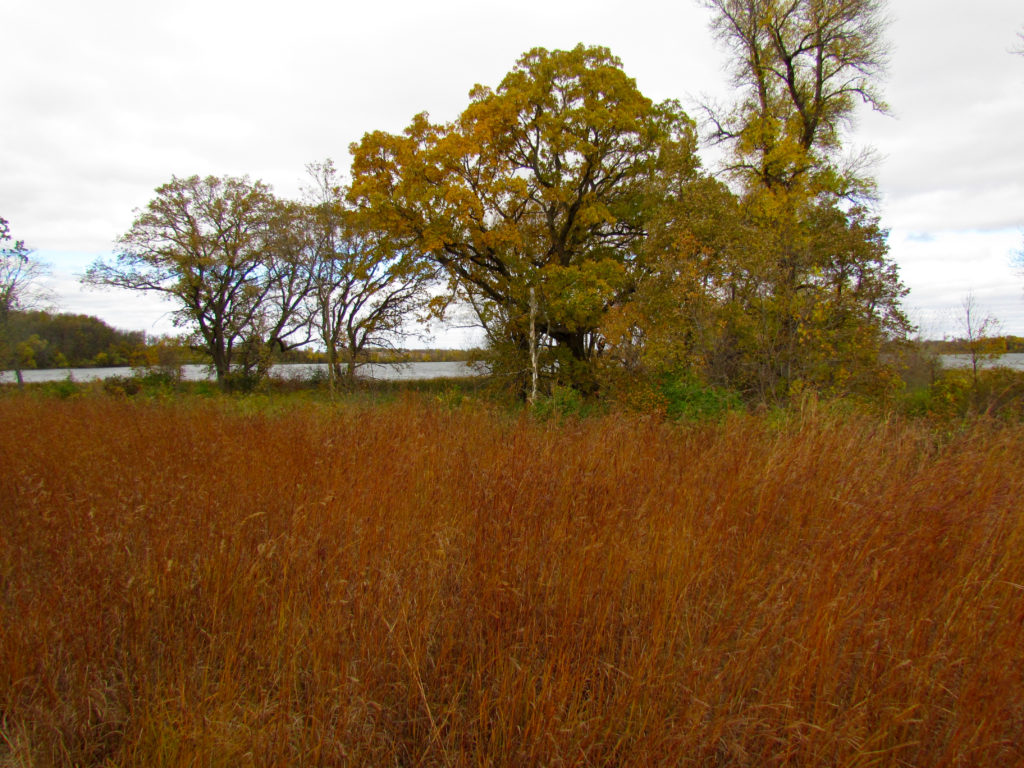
[530,384,591,420]
[660,371,743,421]
[433,384,466,410]
[39,376,81,399]
[1,217,51,378]
[921,368,1024,421]
[5,310,146,368]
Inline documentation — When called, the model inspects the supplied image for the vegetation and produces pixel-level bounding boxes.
[2,394,1023,767]
[687,0,909,400]
[0,217,51,384]
[1,310,148,368]
[79,2,916,404]
[83,176,313,385]
[349,44,703,395]
[302,160,437,390]
[6,10,1022,762]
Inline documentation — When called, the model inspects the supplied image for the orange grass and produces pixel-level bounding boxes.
[1,396,1022,766]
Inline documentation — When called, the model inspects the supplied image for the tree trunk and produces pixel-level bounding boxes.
[529,286,539,404]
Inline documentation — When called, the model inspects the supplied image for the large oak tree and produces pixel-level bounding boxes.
[349,45,704,392]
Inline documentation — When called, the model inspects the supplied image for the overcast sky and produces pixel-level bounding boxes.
[2,0,1022,343]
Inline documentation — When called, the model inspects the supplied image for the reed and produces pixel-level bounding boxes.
[1,397,1021,766]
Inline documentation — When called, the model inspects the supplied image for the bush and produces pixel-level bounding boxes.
[40,376,82,399]
[102,375,142,397]
[918,367,1024,420]
[531,383,587,419]
[133,366,183,388]
[660,371,743,421]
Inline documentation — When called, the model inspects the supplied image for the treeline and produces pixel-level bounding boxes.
[5,310,147,368]
[0,309,479,372]
[82,4,930,403]
[924,336,1024,355]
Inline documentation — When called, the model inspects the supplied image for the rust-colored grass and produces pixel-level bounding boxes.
[1,396,1022,766]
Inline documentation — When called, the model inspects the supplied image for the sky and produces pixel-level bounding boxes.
[2,0,1022,345]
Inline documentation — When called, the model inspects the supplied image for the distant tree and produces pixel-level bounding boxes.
[1,217,51,386]
[957,292,1004,389]
[302,160,435,390]
[6,310,146,367]
[85,175,312,386]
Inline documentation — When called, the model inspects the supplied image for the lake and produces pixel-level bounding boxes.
[5,355,1023,385]
[940,353,1024,371]
[0,361,480,385]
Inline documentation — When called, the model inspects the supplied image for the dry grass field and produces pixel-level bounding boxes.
[1,395,1022,766]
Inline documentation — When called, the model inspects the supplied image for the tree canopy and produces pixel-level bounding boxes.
[85,176,311,384]
[74,32,913,403]
[302,160,436,388]
[349,44,705,392]
[700,0,889,197]
[690,0,909,399]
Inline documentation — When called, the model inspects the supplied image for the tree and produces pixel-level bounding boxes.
[700,0,889,196]
[697,0,910,399]
[349,45,703,394]
[302,160,435,390]
[957,292,1004,389]
[85,175,311,386]
[1,217,51,386]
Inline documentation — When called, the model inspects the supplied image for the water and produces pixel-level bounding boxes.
[939,353,1024,371]
[0,361,480,385]
[6,355,1022,385]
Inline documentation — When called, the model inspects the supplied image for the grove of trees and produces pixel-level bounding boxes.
[83,0,913,402]
[0,310,147,369]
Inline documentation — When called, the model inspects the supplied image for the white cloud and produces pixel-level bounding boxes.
[3,0,1024,339]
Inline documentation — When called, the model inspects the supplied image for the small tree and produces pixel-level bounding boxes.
[958,292,1004,388]
[1,217,51,386]
[302,160,435,390]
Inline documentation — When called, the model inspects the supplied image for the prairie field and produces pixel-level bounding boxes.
[1,395,1022,767]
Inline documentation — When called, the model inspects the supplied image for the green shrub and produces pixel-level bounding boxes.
[40,377,82,399]
[531,384,586,420]
[660,372,743,421]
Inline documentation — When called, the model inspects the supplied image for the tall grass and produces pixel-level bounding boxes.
[1,397,1022,766]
